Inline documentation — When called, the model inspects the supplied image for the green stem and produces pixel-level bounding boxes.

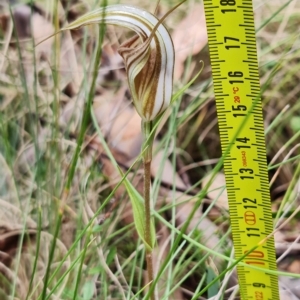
[40,212,63,300]
[142,120,155,300]
[72,227,92,299]
[26,207,42,300]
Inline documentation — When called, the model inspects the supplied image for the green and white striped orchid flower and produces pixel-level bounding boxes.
[62,4,175,121]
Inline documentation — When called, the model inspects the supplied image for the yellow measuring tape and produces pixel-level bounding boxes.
[202,0,279,299]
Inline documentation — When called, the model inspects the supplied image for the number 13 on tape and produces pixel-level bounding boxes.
[202,0,279,299]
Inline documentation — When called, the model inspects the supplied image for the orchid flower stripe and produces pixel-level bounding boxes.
[62,5,175,121]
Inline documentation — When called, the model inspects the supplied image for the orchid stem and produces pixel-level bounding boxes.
[142,120,156,300]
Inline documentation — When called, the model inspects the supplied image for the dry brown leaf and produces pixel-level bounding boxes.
[276,242,300,257]
[288,260,300,274]
[172,4,208,80]
[16,127,50,173]
[0,199,36,233]
[274,230,286,243]
[151,147,186,190]
[176,197,221,256]
[59,96,84,132]
[0,199,69,300]
[6,230,69,300]
[11,5,31,39]
[32,12,54,59]
[202,172,228,210]
[279,290,299,300]
[13,4,81,96]
[279,277,300,300]
[93,89,143,159]
[58,37,82,92]
[32,7,81,91]
[97,43,125,85]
